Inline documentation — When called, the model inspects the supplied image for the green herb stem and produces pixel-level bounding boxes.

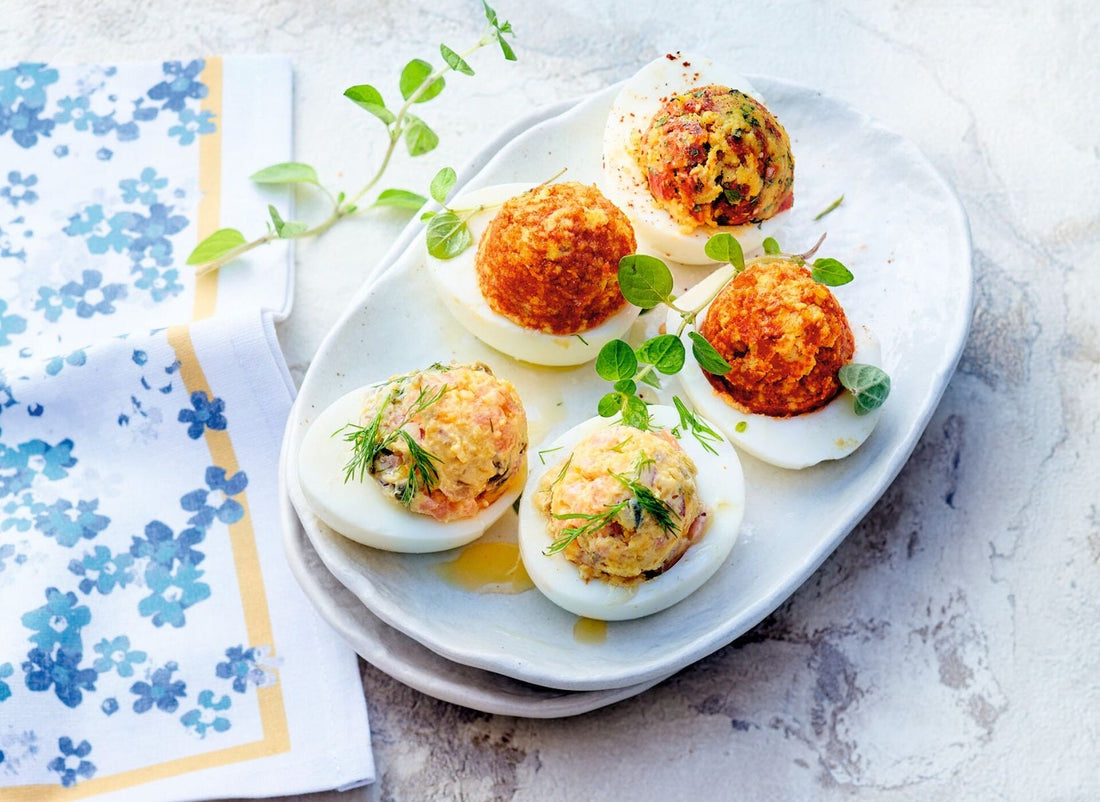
[192,14,512,275]
[194,231,278,277]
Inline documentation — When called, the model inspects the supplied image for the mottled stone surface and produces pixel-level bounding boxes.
[8,0,1098,799]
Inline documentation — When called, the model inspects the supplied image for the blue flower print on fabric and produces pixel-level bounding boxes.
[130,239,174,272]
[179,391,227,439]
[92,635,146,677]
[120,167,168,206]
[0,102,56,148]
[168,108,216,146]
[59,269,128,318]
[22,647,97,708]
[53,95,96,132]
[48,736,95,788]
[0,298,27,346]
[101,696,118,715]
[1,171,38,207]
[34,287,66,322]
[63,206,135,255]
[128,202,187,252]
[147,60,208,112]
[0,222,29,262]
[0,542,21,572]
[2,493,42,532]
[0,437,76,495]
[35,499,111,547]
[21,587,91,654]
[46,347,88,376]
[129,519,204,568]
[138,561,211,628]
[69,545,134,594]
[130,660,186,713]
[0,661,13,702]
[0,63,59,109]
[181,466,248,530]
[180,689,231,738]
[134,267,184,303]
[216,645,272,693]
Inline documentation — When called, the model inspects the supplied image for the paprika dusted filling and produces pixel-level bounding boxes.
[698,260,855,417]
[474,182,636,335]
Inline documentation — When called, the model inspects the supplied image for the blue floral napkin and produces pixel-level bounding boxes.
[0,58,374,799]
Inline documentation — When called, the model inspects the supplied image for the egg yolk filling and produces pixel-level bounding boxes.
[474,182,636,335]
[635,85,794,230]
[698,260,855,417]
[535,427,707,586]
[352,363,527,522]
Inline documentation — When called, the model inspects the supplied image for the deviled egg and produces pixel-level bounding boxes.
[298,362,527,552]
[517,406,744,621]
[669,261,887,469]
[602,52,794,264]
[427,181,641,366]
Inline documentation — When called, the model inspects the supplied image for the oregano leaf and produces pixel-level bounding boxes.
[186,228,246,266]
[635,334,685,375]
[399,59,445,103]
[250,162,319,185]
[838,363,891,415]
[597,392,622,418]
[811,257,854,286]
[440,44,475,76]
[425,211,473,259]
[704,232,744,271]
[621,395,651,430]
[430,167,457,205]
[372,189,428,211]
[595,340,638,382]
[618,254,673,309]
[343,84,395,125]
[688,332,733,375]
[404,116,439,157]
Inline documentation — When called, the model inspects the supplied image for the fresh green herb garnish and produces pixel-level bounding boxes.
[671,396,723,455]
[537,446,563,465]
[339,380,449,507]
[543,456,679,555]
[838,363,891,415]
[187,3,518,275]
[813,194,845,221]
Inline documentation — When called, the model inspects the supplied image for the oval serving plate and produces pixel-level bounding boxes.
[285,75,972,692]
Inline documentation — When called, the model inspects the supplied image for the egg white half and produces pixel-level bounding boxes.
[517,405,745,621]
[601,53,792,265]
[668,267,885,470]
[298,386,524,553]
[426,183,641,367]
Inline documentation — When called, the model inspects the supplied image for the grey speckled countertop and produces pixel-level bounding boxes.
[9,0,1098,798]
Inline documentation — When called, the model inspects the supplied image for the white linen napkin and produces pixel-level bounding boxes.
[0,56,374,799]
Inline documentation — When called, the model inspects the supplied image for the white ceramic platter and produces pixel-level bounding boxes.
[284,76,972,692]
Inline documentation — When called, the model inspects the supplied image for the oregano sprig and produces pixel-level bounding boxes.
[187,2,518,275]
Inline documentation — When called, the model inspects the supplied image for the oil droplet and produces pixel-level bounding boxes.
[573,617,607,644]
[434,541,534,594]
